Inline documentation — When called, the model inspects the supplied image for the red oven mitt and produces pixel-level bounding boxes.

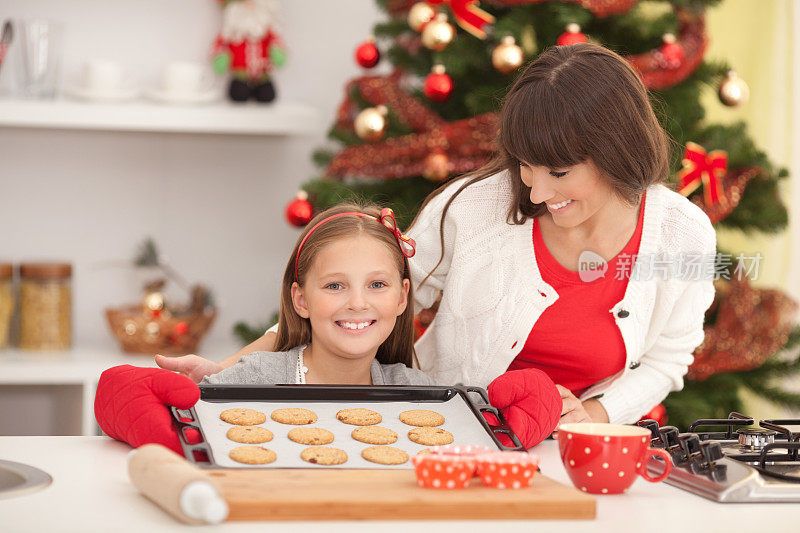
[94,365,201,454]
[484,368,562,449]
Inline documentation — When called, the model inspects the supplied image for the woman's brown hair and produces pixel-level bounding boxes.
[274,202,417,368]
[410,42,670,286]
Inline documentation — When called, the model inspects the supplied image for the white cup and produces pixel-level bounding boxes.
[160,62,213,97]
[83,59,124,95]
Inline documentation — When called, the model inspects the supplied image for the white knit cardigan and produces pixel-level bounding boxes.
[407,171,717,424]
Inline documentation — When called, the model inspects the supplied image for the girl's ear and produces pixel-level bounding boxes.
[291,282,310,319]
[396,278,410,316]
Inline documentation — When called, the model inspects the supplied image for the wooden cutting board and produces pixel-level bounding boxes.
[206,468,596,521]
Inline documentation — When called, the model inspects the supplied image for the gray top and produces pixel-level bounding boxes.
[202,345,437,386]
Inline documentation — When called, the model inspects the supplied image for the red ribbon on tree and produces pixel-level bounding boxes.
[678,142,727,206]
[427,0,495,38]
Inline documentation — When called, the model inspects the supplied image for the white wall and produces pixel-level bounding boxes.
[0,0,385,353]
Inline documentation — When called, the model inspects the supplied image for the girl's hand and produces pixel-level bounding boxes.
[95,365,201,454]
[154,354,223,384]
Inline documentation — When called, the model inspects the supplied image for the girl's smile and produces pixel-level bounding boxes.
[335,319,377,331]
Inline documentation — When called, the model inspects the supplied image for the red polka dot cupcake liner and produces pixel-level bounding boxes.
[429,444,494,458]
[411,453,477,489]
[429,444,493,476]
[475,451,540,489]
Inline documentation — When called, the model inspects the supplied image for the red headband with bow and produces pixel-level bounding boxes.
[294,208,416,282]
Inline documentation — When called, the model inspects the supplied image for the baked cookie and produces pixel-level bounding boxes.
[300,446,348,465]
[287,427,335,445]
[408,426,454,446]
[362,446,409,465]
[219,408,267,426]
[399,409,445,427]
[226,426,273,444]
[229,446,277,465]
[351,425,398,445]
[271,408,318,425]
[336,408,382,426]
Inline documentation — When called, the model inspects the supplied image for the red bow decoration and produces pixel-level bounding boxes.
[379,208,417,258]
[678,142,727,206]
[427,0,495,39]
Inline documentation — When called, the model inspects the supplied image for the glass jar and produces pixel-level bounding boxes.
[0,263,13,349]
[19,262,72,351]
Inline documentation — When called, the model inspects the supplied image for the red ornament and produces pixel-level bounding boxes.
[557,23,588,46]
[173,322,189,336]
[423,65,453,102]
[639,404,667,426]
[354,37,380,69]
[657,33,685,69]
[285,191,313,227]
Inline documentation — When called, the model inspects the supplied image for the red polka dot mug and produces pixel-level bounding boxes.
[557,423,672,494]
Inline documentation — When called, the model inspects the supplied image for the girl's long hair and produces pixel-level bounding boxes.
[410,42,671,288]
[274,202,416,367]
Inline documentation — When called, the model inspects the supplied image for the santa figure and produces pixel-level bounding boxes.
[212,0,287,103]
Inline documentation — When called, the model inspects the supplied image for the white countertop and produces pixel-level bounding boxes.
[1,437,797,532]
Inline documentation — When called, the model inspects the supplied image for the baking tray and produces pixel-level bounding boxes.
[171,384,523,469]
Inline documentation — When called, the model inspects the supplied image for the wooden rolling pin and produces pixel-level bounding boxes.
[128,444,228,525]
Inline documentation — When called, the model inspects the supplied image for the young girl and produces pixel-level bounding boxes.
[201,202,434,387]
[94,203,561,453]
[169,43,717,428]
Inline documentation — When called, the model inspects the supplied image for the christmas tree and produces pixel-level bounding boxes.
[272,0,800,430]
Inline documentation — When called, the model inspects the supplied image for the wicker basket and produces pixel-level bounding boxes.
[105,305,216,355]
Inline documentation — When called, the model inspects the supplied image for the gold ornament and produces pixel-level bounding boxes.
[354,105,388,141]
[408,2,436,32]
[423,151,450,181]
[718,71,750,107]
[421,13,455,51]
[492,36,524,74]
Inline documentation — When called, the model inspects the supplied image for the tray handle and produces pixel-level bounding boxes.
[170,406,215,467]
[459,386,524,451]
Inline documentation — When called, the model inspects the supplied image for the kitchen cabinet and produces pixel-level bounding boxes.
[0,340,236,436]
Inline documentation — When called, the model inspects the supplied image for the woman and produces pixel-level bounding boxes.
[160,43,716,426]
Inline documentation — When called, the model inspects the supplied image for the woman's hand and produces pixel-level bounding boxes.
[556,385,593,425]
[154,354,223,384]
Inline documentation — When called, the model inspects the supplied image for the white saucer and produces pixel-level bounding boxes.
[64,86,140,102]
[145,88,221,105]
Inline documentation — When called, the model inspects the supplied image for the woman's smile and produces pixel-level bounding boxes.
[547,199,574,213]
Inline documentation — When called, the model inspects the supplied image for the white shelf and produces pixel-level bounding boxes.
[0,97,321,135]
[0,338,237,385]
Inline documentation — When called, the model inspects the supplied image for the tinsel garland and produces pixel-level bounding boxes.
[625,8,708,90]
[328,72,498,179]
[690,167,761,225]
[335,71,445,133]
[687,275,799,381]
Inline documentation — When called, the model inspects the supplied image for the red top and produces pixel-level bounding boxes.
[507,195,646,397]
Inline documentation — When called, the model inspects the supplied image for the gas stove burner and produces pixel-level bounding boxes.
[638,412,800,502]
[736,427,777,451]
